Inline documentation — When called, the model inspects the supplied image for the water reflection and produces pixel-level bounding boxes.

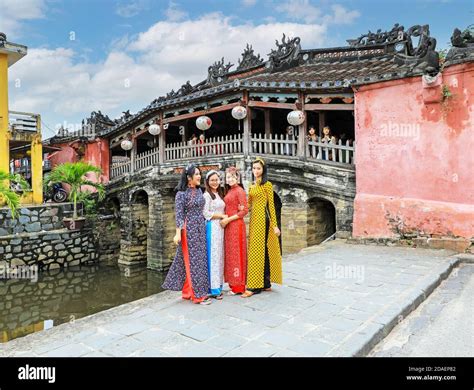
[0,262,165,343]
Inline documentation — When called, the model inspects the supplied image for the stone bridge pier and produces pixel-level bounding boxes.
[108,172,177,271]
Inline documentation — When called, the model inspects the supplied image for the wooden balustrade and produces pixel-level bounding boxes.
[110,132,355,180]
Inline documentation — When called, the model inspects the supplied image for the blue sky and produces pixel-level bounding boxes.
[1,0,472,138]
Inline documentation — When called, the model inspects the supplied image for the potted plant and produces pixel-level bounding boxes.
[46,162,105,230]
[0,170,30,219]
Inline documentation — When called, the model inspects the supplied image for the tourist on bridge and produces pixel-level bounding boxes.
[307,126,318,158]
[242,157,282,298]
[162,164,212,305]
[221,167,248,295]
[198,133,206,156]
[203,170,227,299]
[318,126,336,160]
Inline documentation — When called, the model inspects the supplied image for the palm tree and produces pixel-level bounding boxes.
[46,162,105,219]
[0,170,30,218]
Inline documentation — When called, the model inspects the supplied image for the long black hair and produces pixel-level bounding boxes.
[252,158,268,185]
[175,163,201,192]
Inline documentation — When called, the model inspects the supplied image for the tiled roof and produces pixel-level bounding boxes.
[241,55,409,87]
[100,24,443,137]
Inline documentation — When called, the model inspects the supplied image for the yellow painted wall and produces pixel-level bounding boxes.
[0,53,9,176]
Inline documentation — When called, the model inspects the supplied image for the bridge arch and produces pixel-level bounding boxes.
[307,197,336,245]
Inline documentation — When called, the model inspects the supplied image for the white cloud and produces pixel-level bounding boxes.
[275,1,360,25]
[128,13,326,79]
[243,0,258,6]
[276,0,322,23]
[0,0,46,37]
[165,1,188,22]
[8,13,330,138]
[116,0,147,18]
[325,4,360,25]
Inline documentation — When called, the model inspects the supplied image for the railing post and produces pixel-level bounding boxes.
[130,135,136,174]
[0,54,9,177]
[318,111,325,139]
[298,92,307,160]
[158,112,165,164]
[264,109,271,138]
[242,91,250,158]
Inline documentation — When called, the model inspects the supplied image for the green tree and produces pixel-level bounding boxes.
[0,170,30,218]
[46,162,105,219]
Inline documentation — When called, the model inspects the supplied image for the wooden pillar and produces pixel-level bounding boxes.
[318,111,326,139]
[242,91,251,157]
[264,109,271,137]
[130,130,137,174]
[297,92,306,160]
[0,53,9,177]
[181,121,187,143]
[158,112,165,164]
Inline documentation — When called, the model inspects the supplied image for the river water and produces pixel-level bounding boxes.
[0,262,165,343]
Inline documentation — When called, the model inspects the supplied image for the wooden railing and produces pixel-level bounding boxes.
[165,134,243,161]
[307,140,355,164]
[251,133,298,157]
[135,147,159,171]
[110,133,355,180]
[111,161,131,178]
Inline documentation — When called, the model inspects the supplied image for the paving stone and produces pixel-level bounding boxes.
[135,348,172,357]
[80,332,124,350]
[100,336,145,357]
[0,242,458,358]
[43,343,93,357]
[179,324,221,342]
[231,321,270,339]
[305,326,349,345]
[102,320,150,336]
[223,341,280,357]
[206,333,248,351]
[288,339,333,356]
[131,328,176,344]
[177,343,225,357]
[257,329,302,348]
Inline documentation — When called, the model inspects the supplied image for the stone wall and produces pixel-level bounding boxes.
[161,190,178,270]
[280,205,308,254]
[88,217,121,265]
[0,204,75,236]
[117,191,149,267]
[0,229,96,267]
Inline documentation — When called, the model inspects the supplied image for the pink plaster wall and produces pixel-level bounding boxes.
[84,138,110,184]
[353,62,474,239]
[46,139,110,194]
[47,146,77,166]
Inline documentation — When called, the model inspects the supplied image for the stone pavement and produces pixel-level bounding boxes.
[370,263,474,357]
[1,241,470,357]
